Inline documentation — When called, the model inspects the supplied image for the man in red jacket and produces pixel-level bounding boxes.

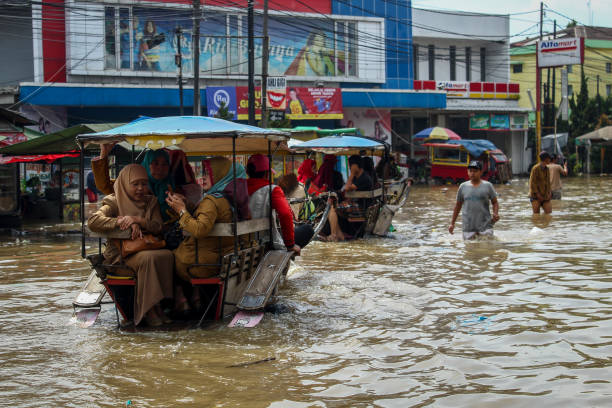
[246,154,314,255]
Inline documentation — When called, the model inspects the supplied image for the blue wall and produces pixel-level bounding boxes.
[332,0,413,90]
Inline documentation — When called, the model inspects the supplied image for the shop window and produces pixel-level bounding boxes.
[607,84,611,97]
[104,7,116,69]
[607,63,612,74]
[433,147,468,163]
[567,65,572,73]
[568,84,573,95]
[512,64,523,73]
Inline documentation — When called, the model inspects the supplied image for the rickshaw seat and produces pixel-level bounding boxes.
[206,218,270,237]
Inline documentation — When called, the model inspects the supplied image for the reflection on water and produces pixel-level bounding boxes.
[0,177,611,407]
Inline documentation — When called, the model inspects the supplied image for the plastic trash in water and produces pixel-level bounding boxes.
[126,400,132,406]
[389,224,396,232]
[452,314,494,334]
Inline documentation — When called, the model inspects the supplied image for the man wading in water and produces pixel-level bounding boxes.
[449,160,500,240]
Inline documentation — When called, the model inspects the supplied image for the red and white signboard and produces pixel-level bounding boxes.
[436,81,469,97]
[537,37,584,68]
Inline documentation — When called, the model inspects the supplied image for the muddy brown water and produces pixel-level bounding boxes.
[0,177,610,407]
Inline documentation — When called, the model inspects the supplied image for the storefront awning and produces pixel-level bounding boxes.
[0,153,79,165]
[0,123,122,155]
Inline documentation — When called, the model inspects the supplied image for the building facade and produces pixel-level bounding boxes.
[11,1,529,173]
[510,26,612,109]
[406,8,530,174]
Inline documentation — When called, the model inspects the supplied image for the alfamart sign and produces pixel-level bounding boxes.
[537,37,584,68]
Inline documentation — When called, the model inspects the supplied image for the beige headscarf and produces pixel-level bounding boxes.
[113,164,154,217]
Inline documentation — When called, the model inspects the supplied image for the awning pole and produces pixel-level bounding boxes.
[78,143,86,258]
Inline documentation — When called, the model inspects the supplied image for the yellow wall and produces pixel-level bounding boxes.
[510,43,612,110]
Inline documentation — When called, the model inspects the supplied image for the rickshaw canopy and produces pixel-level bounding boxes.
[77,116,290,155]
[290,135,386,156]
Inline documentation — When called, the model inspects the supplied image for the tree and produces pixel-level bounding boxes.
[568,65,597,143]
[214,101,234,121]
[566,20,577,28]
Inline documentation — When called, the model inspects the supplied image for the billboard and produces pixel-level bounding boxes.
[266,77,287,110]
[206,86,238,119]
[469,114,490,130]
[104,7,363,80]
[490,114,510,130]
[231,86,342,120]
[537,37,584,68]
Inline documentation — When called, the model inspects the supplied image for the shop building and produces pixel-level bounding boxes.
[19,0,442,129]
[399,8,531,175]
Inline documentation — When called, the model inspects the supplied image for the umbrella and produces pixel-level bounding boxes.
[576,126,612,144]
[414,127,461,141]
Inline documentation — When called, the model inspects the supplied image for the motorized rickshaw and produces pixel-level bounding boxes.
[423,139,511,184]
[72,116,293,329]
[290,135,412,239]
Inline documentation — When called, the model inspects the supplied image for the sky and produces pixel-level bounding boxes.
[410,0,612,41]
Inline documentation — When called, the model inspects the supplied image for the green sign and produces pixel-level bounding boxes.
[470,114,490,130]
[510,115,527,130]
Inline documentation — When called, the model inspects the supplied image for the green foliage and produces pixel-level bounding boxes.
[568,66,598,149]
[566,19,577,28]
[214,101,234,121]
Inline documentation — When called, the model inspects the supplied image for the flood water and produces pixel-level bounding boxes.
[0,177,611,407]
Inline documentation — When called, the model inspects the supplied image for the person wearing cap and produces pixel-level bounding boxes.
[529,151,553,214]
[246,154,313,255]
[449,160,500,240]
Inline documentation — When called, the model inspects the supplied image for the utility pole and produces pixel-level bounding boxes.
[551,20,556,125]
[247,0,255,125]
[175,27,184,115]
[261,0,269,128]
[192,0,201,116]
[597,74,601,115]
[536,1,543,159]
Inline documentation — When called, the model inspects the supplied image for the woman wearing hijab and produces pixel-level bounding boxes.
[88,164,174,327]
[92,146,201,222]
[166,157,249,309]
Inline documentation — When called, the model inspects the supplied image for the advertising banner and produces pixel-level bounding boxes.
[266,77,287,110]
[285,87,343,119]
[341,108,391,143]
[469,114,490,130]
[537,37,584,68]
[236,86,263,120]
[234,87,342,120]
[206,87,238,119]
[490,114,510,130]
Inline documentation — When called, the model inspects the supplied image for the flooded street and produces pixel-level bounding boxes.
[0,177,611,407]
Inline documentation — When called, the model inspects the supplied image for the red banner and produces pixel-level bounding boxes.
[236,86,343,120]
